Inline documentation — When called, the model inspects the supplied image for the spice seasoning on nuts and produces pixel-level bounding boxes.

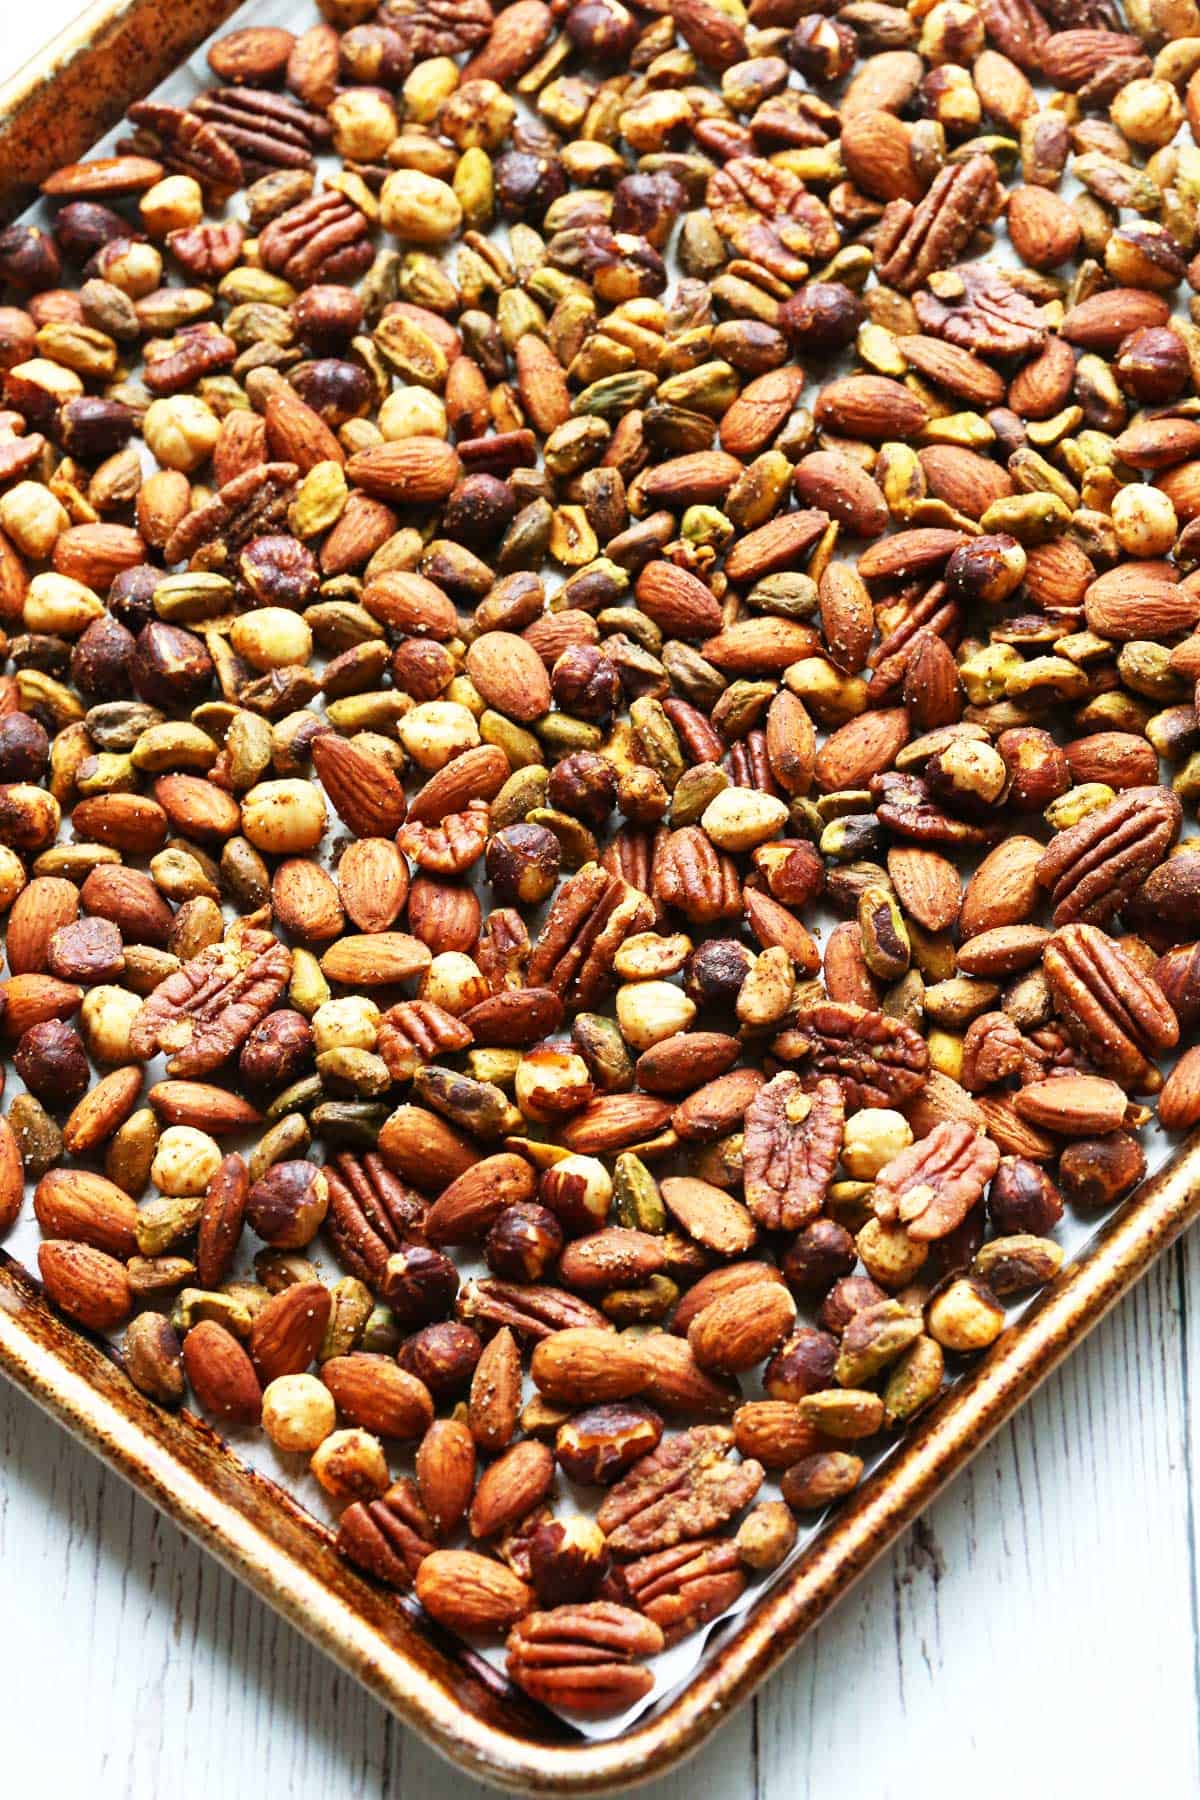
[6,0,1200,1724]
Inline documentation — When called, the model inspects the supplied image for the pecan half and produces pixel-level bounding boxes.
[1036,787,1181,928]
[378,1000,474,1081]
[872,1119,1001,1242]
[128,929,292,1076]
[191,88,330,177]
[506,1602,664,1718]
[324,1151,427,1281]
[873,158,1004,295]
[652,827,743,924]
[597,1424,763,1557]
[164,462,298,566]
[527,863,656,1009]
[614,1538,745,1646]
[337,1477,437,1590]
[257,190,374,288]
[457,1278,609,1341]
[914,263,1048,361]
[707,156,839,283]
[373,0,495,72]
[126,101,243,197]
[1043,923,1179,1090]
[772,1001,930,1110]
[743,1072,843,1231]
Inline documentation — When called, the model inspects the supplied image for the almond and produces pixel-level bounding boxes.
[154,775,240,840]
[634,450,744,509]
[896,335,1006,407]
[722,511,829,586]
[918,445,1014,518]
[1006,185,1081,270]
[79,864,173,945]
[39,1239,132,1332]
[765,689,817,795]
[688,1280,797,1375]
[1007,336,1077,421]
[700,615,819,673]
[640,1329,740,1417]
[415,1549,533,1635]
[718,367,805,459]
[249,1280,332,1384]
[1,973,83,1039]
[857,528,966,583]
[1023,537,1095,608]
[792,452,889,539]
[197,1153,248,1289]
[634,1031,741,1096]
[183,1320,262,1426]
[530,1327,648,1405]
[362,569,458,638]
[465,631,552,722]
[312,731,408,838]
[814,375,929,438]
[468,1439,555,1538]
[1061,289,1170,351]
[1158,1045,1200,1131]
[959,836,1043,938]
[0,1117,22,1236]
[379,1104,481,1190]
[661,1176,757,1256]
[1012,1074,1128,1137]
[322,1353,434,1440]
[72,792,168,855]
[839,108,922,202]
[424,1153,538,1245]
[818,562,875,674]
[743,889,820,970]
[1083,574,1200,640]
[887,847,961,933]
[515,334,570,434]
[6,876,79,975]
[672,1066,767,1141]
[61,1065,143,1155]
[264,383,343,471]
[406,744,510,826]
[345,437,462,503]
[147,1081,261,1132]
[336,837,409,932]
[814,707,910,792]
[416,1417,477,1537]
[634,561,724,639]
[560,1093,674,1154]
[461,0,553,81]
[319,932,432,986]
[469,1325,522,1453]
[271,857,345,941]
[320,492,398,575]
[34,1167,139,1257]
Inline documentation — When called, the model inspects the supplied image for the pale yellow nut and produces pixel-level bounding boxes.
[613,930,692,981]
[379,169,463,244]
[701,786,789,852]
[80,984,142,1064]
[514,1044,592,1122]
[378,385,448,441]
[241,778,327,853]
[397,699,479,771]
[229,607,314,672]
[262,1374,338,1453]
[151,1125,222,1197]
[926,1278,1005,1352]
[419,951,489,1014]
[310,1426,390,1501]
[139,173,204,236]
[0,481,70,559]
[23,572,104,637]
[615,979,697,1051]
[328,88,398,160]
[143,394,220,472]
[0,846,26,912]
[403,56,460,123]
[290,946,331,1017]
[840,1108,913,1179]
[312,995,381,1056]
[1110,482,1177,557]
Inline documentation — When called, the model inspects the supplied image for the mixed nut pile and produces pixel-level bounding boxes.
[5,0,1200,1725]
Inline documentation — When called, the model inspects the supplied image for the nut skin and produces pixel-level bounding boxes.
[484,1201,565,1282]
[555,1400,664,1486]
[763,1328,839,1400]
[14,1019,89,1106]
[987,1155,1063,1237]
[239,1010,314,1089]
[528,1515,609,1606]
[245,1161,330,1249]
[780,1220,857,1297]
[486,824,561,906]
[683,939,754,1011]
[396,1321,482,1399]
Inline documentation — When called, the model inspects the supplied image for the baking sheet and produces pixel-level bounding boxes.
[2,0,1193,1744]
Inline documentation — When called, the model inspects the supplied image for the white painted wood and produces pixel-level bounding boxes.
[4,7,1200,1797]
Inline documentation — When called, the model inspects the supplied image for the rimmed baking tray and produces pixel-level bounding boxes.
[2,2,1200,1791]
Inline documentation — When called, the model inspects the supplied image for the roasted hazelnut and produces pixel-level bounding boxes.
[1114,326,1190,405]
[486,822,562,905]
[484,1201,565,1281]
[58,395,136,462]
[14,1018,89,1106]
[0,224,62,293]
[780,281,863,353]
[239,1009,314,1089]
[528,1515,609,1605]
[52,202,129,265]
[988,1155,1063,1236]
[515,1043,594,1122]
[397,1320,482,1398]
[926,1276,1005,1352]
[290,358,373,428]
[944,534,1026,607]
[548,751,617,825]
[565,0,639,63]
[611,172,685,250]
[310,1426,389,1501]
[998,727,1071,812]
[1058,1131,1146,1209]
[551,645,621,721]
[925,737,1008,817]
[0,712,49,783]
[378,1244,460,1326]
[781,1220,857,1297]
[539,1154,612,1234]
[238,535,321,610]
[493,151,568,223]
[70,615,136,702]
[818,1273,887,1337]
[292,285,364,353]
[107,564,160,634]
[788,15,856,81]
[763,1327,838,1400]
[131,621,213,710]
[0,306,37,370]
[245,1160,330,1249]
[443,474,517,549]
[683,938,754,1011]
[554,1399,663,1485]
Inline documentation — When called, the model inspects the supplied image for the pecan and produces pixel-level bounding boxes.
[614,1538,745,1647]
[652,827,743,924]
[257,191,374,288]
[477,909,530,992]
[164,463,298,567]
[397,801,490,875]
[874,158,1005,296]
[743,1073,843,1232]
[866,582,960,704]
[127,929,292,1077]
[166,219,245,282]
[1043,924,1179,1090]
[1036,788,1181,928]
[872,772,1001,849]
[457,1278,609,1341]
[873,1119,1001,1242]
[506,1602,664,1718]
[527,864,656,1009]
[597,1425,763,1557]
[324,1152,427,1282]
[372,0,495,72]
[707,157,839,283]
[337,1477,438,1589]
[961,1012,1028,1093]
[126,101,243,197]
[143,323,237,397]
[377,1000,474,1081]
[772,1001,930,1110]
[191,88,329,177]
[913,263,1048,360]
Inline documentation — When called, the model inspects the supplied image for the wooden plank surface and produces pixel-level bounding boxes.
[4,7,1200,1796]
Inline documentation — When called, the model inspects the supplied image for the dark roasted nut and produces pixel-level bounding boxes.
[245,1160,329,1249]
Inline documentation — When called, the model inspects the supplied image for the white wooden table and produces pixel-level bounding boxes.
[4,9,1200,1796]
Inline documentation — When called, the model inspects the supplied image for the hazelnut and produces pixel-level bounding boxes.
[539,1154,612,1234]
[239,536,321,610]
[486,823,561,905]
[397,1320,482,1398]
[551,645,620,721]
[841,1107,913,1179]
[397,701,479,772]
[528,1515,609,1605]
[818,1274,887,1337]
[683,938,754,1010]
[378,1244,460,1327]
[131,621,213,711]
[780,281,863,352]
[311,995,380,1056]
[548,751,618,825]
[987,1155,1063,1236]
[310,1426,389,1501]
[241,779,327,855]
[1114,327,1190,405]
[484,1201,565,1281]
[701,786,789,853]
[292,285,364,354]
[419,952,490,1015]
[246,1161,330,1249]
[1058,1132,1145,1208]
[781,1220,857,1297]
[261,1372,337,1452]
[1111,483,1177,557]
[239,1009,314,1088]
[0,712,49,783]
[925,1276,1005,1352]
[14,1018,89,1106]
[150,1125,222,1197]
[554,1399,663,1485]
[615,979,697,1052]
[515,1044,594,1122]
